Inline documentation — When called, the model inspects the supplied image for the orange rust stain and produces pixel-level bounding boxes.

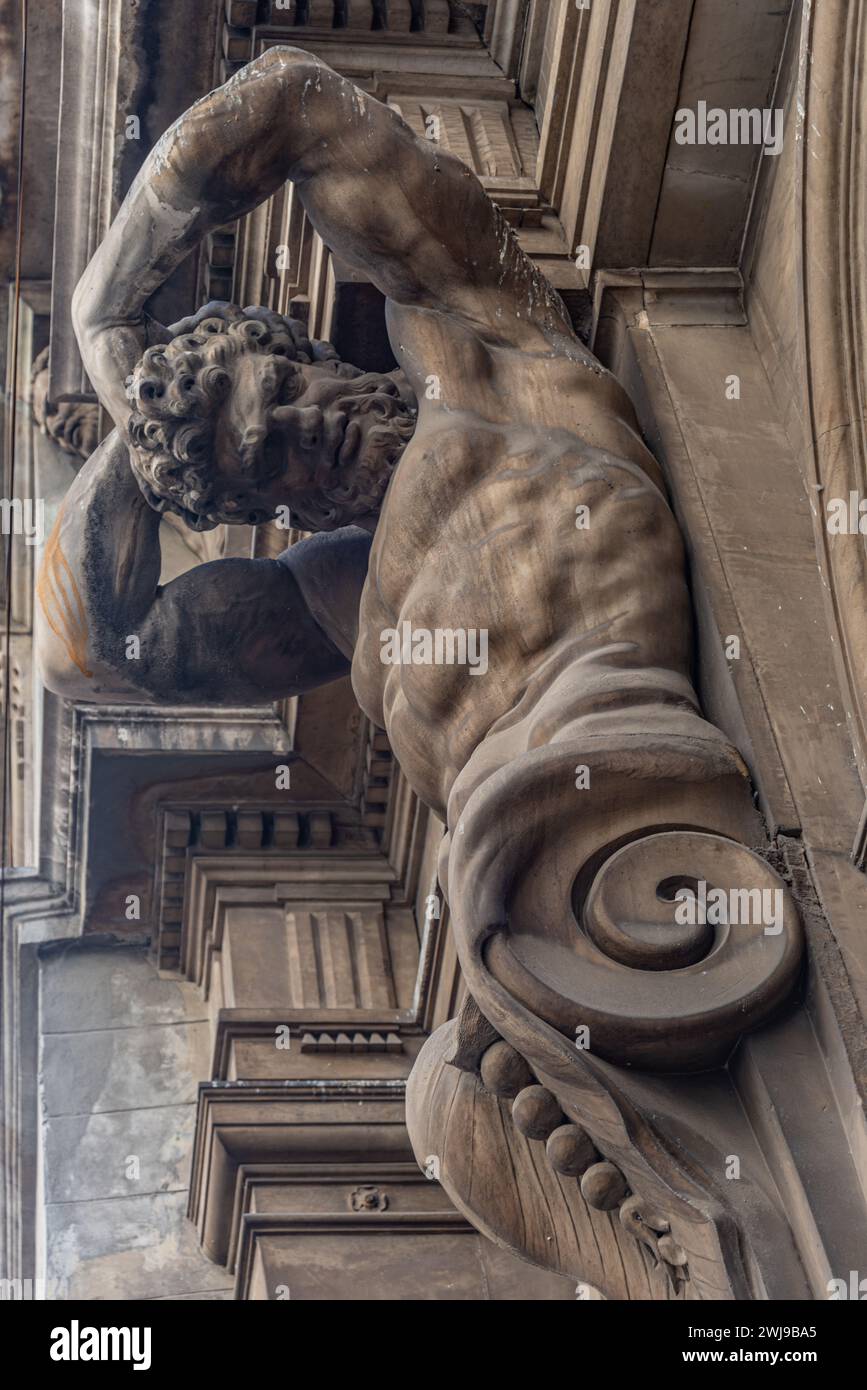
[36,505,93,679]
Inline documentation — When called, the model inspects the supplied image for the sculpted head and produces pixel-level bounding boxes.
[124,304,417,532]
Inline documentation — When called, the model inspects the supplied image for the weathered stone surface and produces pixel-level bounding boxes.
[42,1021,209,1117]
[41,946,207,1033]
[38,944,225,1299]
[650,0,793,265]
[42,1105,196,1204]
[44,1192,234,1301]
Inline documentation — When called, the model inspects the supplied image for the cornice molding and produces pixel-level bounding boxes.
[187,1079,412,1265]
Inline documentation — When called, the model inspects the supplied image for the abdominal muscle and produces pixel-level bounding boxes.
[351,409,695,820]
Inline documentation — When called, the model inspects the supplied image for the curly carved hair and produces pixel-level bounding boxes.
[124,303,343,531]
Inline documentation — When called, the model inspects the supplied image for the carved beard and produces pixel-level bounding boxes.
[290,383,417,531]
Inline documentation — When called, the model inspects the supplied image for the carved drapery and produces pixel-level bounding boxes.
[407,691,805,1299]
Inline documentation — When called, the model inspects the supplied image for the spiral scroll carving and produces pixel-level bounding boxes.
[572,831,800,1066]
[443,733,803,1073]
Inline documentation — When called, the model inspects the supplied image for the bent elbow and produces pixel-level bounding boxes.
[34,615,98,702]
[241,46,331,104]
[70,269,93,340]
[249,45,317,77]
[36,648,87,702]
[36,644,150,706]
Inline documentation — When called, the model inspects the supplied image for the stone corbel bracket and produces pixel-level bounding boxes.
[408,727,809,1299]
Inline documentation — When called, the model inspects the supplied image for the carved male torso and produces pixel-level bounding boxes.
[353,301,695,817]
[35,45,702,831]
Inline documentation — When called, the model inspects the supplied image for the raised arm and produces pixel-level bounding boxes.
[73,45,573,430]
[35,430,369,705]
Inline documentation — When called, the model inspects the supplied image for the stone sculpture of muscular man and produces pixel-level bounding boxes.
[36,48,801,1284]
[38,45,698,807]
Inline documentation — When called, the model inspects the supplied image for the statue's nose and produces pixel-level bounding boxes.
[270,404,324,451]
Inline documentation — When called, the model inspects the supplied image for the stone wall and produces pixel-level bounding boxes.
[39,944,232,1300]
[37,939,579,1300]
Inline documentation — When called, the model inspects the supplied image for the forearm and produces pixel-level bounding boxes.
[72,47,321,425]
[73,40,574,431]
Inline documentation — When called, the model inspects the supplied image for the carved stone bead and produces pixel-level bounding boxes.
[545,1123,598,1176]
[581,1161,629,1211]
[480,1040,534,1098]
[658,1235,688,1268]
[512,1085,563,1140]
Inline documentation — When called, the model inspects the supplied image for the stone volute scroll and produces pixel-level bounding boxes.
[406,520,805,1298]
[48,46,807,1300]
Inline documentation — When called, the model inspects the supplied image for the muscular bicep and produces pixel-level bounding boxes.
[155,46,570,341]
[134,555,349,705]
[35,427,370,707]
[132,526,372,705]
[296,72,571,340]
